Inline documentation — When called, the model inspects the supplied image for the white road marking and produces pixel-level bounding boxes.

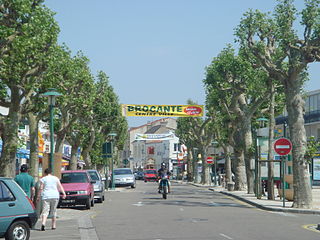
[209,201,220,206]
[270,212,297,217]
[220,233,233,239]
[132,201,144,207]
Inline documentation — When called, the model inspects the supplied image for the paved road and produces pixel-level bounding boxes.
[91,181,320,240]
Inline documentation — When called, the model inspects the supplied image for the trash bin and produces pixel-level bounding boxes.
[227,182,235,191]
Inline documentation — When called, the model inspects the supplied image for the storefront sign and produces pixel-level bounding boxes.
[122,104,204,117]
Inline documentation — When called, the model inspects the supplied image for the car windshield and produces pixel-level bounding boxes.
[114,169,132,175]
[145,170,157,174]
[61,173,88,183]
[88,171,99,181]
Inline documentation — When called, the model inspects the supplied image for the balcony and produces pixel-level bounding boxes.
[275,110,320,125]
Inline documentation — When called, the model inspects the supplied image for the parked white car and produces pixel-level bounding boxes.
[112,168,136,188]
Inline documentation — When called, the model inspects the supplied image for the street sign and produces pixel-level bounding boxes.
[274,138,292,156]
[206,156,213,164]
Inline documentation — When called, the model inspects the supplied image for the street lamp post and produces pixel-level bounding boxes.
[211,141,219,186]
[255,117,268,199]
[108,133,117,190]
[42,88,62,174]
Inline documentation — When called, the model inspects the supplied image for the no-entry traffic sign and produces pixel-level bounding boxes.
[274,138,292,156]
[206,156,214,164]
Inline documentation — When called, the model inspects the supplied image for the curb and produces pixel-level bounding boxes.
[218,190,320,215]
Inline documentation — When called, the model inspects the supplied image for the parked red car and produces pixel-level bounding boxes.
[59,170,95,209]
[143,169,158,182]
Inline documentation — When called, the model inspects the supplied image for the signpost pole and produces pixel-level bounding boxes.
[274,137,292,208]
[214,157,217,186]
[282,156,286,208]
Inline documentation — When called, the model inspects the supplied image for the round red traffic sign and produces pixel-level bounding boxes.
[206,156,214,164]
[274,138,292,156]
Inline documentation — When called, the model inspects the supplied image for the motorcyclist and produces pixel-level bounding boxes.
[158,162,171,193]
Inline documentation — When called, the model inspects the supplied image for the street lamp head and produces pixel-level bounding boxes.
[211,140,219,146]
[257,117,268,123]
[42,88,62,106]
[108,132,117,141]
[256,117,268,128]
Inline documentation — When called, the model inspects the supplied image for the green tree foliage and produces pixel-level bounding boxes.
[235,0,320,208]
[176,99,213,185]
[0,0,59,177]
[204,46,269,192]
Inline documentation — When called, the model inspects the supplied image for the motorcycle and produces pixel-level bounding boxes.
[159,175,170,199]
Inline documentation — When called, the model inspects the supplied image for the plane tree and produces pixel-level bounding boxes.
[235,0,320,208]
[204,46,269,193]
[0,3,58,177]
[176,100,214,185]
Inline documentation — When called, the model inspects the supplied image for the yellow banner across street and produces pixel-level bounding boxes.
[122,104,204,117]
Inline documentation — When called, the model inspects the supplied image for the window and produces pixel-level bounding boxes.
[310,95,317,112]
[305,97,310,112]
[88,171,99,181]
[174,143,181,152]
[0,181,15,202]
[148,147,154,154]
[61,173,88,183]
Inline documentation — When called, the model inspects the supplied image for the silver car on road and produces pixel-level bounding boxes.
[113,168,136,188]
[87,170,105,203]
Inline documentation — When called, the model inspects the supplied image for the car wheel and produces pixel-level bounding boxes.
[5,220,30,240]
[102,195,105,201]
[131,183,136,188]
[91,197,94,207]
[85,198,91,210]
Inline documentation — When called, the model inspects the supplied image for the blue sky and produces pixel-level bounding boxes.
[45,0,319,128]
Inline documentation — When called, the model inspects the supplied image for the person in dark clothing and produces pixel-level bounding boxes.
[157,162,171,193]
[14,164,35,199]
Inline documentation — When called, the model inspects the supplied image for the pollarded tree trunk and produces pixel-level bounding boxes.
[82,127,96,169]
[28,113,39,181]
[242,118,255,194]
[233,128,247,191]
[200,147,210,185]
[285,77,312,208]
[69,143,80,170]
[0,89,21,177]
[233,147,247,190]
[222,145,232,186]
[193,153,199,183]
[267,83,275,200]
[55,130,67,154]
[186,148,193,182]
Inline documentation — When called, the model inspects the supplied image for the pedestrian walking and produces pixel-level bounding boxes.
[37,168,66,231]
[14,164,35,199]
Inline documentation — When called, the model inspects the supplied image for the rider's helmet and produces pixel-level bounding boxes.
[161,162,166,168]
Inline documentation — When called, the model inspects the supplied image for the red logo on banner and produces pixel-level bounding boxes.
[184,106,202,116]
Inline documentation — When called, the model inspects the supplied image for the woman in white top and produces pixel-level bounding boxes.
[37,168,66,231]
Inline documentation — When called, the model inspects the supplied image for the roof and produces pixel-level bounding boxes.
[144,125,161,133]
[129,117,174,131]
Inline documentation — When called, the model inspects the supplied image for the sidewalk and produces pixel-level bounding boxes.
[177,180,320,215]
[30,208,92,240]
